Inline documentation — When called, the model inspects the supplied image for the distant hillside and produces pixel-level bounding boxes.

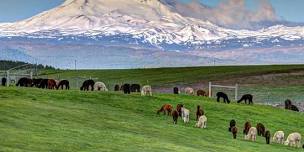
[0,60,55,71]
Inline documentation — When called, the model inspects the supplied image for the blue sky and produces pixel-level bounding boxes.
[0,0,303,23]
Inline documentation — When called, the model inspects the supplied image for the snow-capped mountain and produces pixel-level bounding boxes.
[0,0,304,68]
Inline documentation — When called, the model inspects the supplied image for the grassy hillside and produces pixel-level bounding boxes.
[0,87,303,152]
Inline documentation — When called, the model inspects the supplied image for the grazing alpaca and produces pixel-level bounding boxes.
[197,90,207,97]
[39,79,49,89]
[157,104,173,116]
[172,110,179,124]
[243,121,251,135]
[114,85,120,91]
[131,84,141,92]
[141,85,152,96]
[176,104,184,117]
[56,80,70,90]
[232,126,238,139]
[237,94,253,104]
[291,105,299,112]
[32,78,43,87]
[94,82,108,91]
[47,79,57,89]
[181,107,190,123]
[80,80,95,91]
[245,127,257,141]
[216,92,230,104]
[1,77,6,86]
[229,120,236,132]
[185,87,194,95]
[195,115,207,128]
[256,123,266,137]
[122,84,131,94]
[173,87,179,94]
[196,105,204,121]
[265,130,271,144]
[273,131,285,144]
[285,132,302,148]
[16,77,33,87]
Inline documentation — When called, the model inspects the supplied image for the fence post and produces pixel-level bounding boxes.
[208,82,212,98]
[30,71,33,79]
[6,71,9,87]
[235,83,238,101]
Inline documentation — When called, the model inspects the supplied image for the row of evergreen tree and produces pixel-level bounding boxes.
[0,60,55,71]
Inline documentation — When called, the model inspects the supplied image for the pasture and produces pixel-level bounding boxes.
[0,87,304,152]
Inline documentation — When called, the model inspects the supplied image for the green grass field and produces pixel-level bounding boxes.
[1,87,303,152]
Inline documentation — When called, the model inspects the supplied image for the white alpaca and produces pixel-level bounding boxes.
[245,127,257,141]
[285,132,301,148]
[273,131,285,144]
[141,85,152,96]
[185,87,194,95]
[181,107,190,123]
[94,82,108,91]
[195,115,207,128]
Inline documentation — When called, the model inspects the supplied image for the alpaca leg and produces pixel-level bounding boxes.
[217,96,220,102]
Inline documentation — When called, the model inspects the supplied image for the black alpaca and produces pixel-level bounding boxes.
[1,77,6,86]
[216,92,230,104]
[237,94,253,104]
[122,84,131,94]
[228,119,236,132]
[32,78,43,87]
[114,85,120,91]
[173,87,179,94]
[265,130,271,144]
[16,77,32,87]
[57,80,70,90]
[130,84,141,92]
[80,80,95,91]
[39,79,49,89]
[290,105,299,112]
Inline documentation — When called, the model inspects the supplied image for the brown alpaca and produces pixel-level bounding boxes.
[229,119,236,132]
[157,104,173,116]
[243,121,251,135]
[176,104,184,117]
[256,123,266,137]
[196,105,204,121]
[197,90,207,97]
[232,126,238,139]
[47,79,57,89]
[172,110,179,124]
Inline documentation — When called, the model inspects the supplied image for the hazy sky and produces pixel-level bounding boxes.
[0,0,303,23]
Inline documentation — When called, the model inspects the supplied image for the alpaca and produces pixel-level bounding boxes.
[141,85,152,96]
[122,84,131,94]
[94,82,108,91]
[185,87,194,95]
[56,80,70,90]
[32,78,43,87]
[196,105,204,121]
[157,104,173,116]
[216,92,230,104]
[195,115,207,128]
[1,77,6,86]
[176,104,184,117]
[197,90,207,97]
[131,84,141,92]
[285,132,302,148]
[291,105,299,112]
[245,127,257,141]
[232,126,238,139]
[256,123,266,137]
[181,107,190,123]
[243,121,251,135]
[285,99,292,110]
[16,77,33,87]
[237,94,253,104]
[173,87,179,94]
[172,110,179,124]
[229,120,236,132]
[273,131,285,144]
[39,79,49,89]
[265,130,271,144]
[47,79,57,89]
[114,84,120,91]
[80,80,95,91]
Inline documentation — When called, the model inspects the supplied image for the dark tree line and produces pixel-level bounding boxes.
[0,60,55,71]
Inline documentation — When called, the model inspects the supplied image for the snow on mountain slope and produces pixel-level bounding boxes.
[0,0,304,47]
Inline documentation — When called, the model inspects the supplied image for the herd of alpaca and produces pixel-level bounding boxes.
[229,120,302,148]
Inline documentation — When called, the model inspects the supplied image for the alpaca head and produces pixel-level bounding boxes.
[284,140,289,145]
